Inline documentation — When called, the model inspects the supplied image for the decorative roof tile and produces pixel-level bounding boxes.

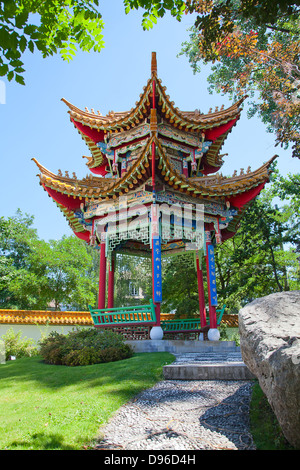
[0,310,94,326]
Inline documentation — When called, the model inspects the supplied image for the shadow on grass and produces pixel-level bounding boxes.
[0,353,175,450]
[9,432,75,450]
[0,353,175,396]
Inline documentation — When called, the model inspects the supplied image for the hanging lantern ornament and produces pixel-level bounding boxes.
[90,233,96,246]
[112,149,118,174]
[191,149,197,172]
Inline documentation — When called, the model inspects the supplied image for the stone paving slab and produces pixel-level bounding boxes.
[163,363,255,380]
[126,339,240,354]
[172,352,244,363]
[163,352,255,380]
[95,380,256,451]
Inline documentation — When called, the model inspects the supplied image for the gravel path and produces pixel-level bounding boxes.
[95,379,256,450]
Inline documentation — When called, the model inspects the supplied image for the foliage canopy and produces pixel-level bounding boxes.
[181,1,300,158]
[0,0,185,84]
[161,167,300,315]
[0,210,99,310]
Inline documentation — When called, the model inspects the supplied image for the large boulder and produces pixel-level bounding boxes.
[239,291,300,449]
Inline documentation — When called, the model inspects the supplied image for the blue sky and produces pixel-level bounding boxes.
[0,1,298,241]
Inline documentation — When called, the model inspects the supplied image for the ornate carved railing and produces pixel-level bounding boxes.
[161,305,226,334]
[0,306,238,329]
[88,299,157,327]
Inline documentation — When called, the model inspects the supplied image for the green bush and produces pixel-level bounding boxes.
[1,328,39,360]
[219,323,240,346]
[98,344,133,363]
[219,323,229,340]
[38,332,68,365]
[39,328,134,366]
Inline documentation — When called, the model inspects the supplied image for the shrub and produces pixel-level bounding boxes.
[39,328,133,366]
[39,332,69,365]
[219,323,229,341]
[1,328,39,360]
[98,344,134,363]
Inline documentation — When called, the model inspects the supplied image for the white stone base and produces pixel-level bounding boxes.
[208,328,220,341]
[150,326,164,340]
[198,333,204,341]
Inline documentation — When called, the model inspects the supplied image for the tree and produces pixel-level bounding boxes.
[214,169,300,310]
[181,1,300,158]
[10,235,99,310]
[124,0,185,29]
[0,209,39,307]
[161,254,200,317]
[0,210,99,309]
[1,0,104,84]
[1,0,185,84]
[271,172,300,252]
[157,169,300,314]
[114,254,152,307]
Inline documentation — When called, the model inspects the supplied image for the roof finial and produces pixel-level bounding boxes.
[151,52,157,75]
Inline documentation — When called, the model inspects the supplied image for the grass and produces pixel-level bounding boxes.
[250,381,297,450]
[1,352,298,451]
[0,352,174,450]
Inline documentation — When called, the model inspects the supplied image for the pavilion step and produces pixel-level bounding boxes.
[126,339,240,354]
[172,352,244,363]
[163,352,255,381]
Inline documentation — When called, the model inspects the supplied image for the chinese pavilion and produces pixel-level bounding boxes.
[33,52,276,341]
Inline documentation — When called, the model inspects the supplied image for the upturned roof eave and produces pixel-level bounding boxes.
[32,138,277,204]
[61,69,246,135]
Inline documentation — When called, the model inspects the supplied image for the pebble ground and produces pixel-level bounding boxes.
[95,378,256,450]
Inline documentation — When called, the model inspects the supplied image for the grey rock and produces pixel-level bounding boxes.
[239,291,300,448]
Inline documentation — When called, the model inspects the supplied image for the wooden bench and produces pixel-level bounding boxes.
[161,305,226,339]
[89,303,226,340]
[88,299,157,328]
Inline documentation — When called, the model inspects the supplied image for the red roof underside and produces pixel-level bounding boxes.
[71,118,105,143]
[201,161,221,176]
[43,184,82,211]
[226,182,266,209]
[205,118,238,142]
[74,231,91,242]
[221,229,236,241]
[89,157,109,176]
[71,117,238,174]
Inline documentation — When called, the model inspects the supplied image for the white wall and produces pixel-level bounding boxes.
[0,324,92,345]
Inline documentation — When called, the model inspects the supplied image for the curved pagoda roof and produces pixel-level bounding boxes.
[61,52,246,176]
[33,52,277,244]
[32,149,277,242]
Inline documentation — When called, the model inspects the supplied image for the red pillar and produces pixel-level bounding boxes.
[150,55,162,334]
[205,232,217,329]
[151,206,162,327]
[151,74,156,188]
[155,303,161,327]
[107,254,115,309]
[196,255,207,328]
[98,235,107,310]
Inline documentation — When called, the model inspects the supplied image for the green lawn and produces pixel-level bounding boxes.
[0,353,174,450]
[1,351,297,451]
